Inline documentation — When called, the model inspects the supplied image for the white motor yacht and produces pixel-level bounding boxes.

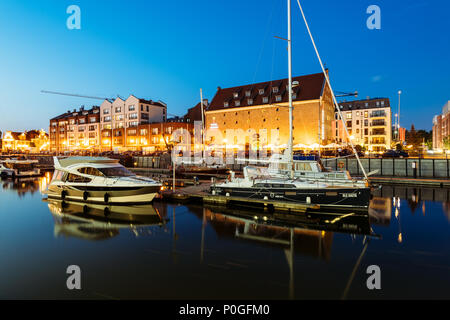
[46,157,161,204]
[0,159,41,178]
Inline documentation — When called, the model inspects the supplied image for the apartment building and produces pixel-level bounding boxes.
[50,106,101,152]
[49,98,198,154]
[100,95,167,151]
[205,72,335,150]
[432,101,450,150]
[332,98,392,152]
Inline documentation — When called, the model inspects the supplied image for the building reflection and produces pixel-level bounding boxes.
[47,199,168,241]
[1,172,52,197]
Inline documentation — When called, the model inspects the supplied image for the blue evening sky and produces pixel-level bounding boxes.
[0,0,448,132]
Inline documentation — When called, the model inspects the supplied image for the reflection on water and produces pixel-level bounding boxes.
[47,200,167,241]
[0,176,448,299]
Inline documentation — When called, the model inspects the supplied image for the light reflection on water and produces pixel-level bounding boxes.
[0,177,448,299]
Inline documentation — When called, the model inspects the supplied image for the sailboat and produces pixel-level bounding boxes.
[209,0,371,211]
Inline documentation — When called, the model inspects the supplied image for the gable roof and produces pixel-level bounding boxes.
[208,72,325,111]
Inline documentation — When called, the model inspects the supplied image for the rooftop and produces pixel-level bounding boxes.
[338,98,390,111]
[208,72,326,111]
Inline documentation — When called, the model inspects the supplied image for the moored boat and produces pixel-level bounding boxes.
[46,156,161,204]
[210,166,371,210]
[0,159,41,179]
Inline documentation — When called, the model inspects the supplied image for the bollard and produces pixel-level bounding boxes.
[412,161,417,179]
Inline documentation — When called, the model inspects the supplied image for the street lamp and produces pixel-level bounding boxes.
[398,90,402,133]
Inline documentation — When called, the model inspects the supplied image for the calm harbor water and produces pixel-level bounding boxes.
[0,175,448,299]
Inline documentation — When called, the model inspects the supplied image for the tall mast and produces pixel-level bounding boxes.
[287,0,294,179]
[200,88,205,161]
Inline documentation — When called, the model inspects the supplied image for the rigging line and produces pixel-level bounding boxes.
[295,0,368,181]
[251,0,277,86]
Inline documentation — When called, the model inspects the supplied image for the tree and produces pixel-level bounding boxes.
[406,125,421,148]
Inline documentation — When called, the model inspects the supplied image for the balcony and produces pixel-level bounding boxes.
[370,111,386,118]
[371,129,386,135]
[371,120,386,126]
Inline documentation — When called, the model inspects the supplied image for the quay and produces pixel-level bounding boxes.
[160,183,320,213]
[368,176,450,187]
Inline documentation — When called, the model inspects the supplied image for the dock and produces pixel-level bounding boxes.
[369,176,450,187]
[159,183,320,213]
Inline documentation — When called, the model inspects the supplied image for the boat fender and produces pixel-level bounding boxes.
[83,205,89,214]
[61,190,67,200]
[104,193,110,204]
[104,207,110,216]
[83,191,89,201]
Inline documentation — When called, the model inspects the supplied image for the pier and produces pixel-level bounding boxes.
[160,183,321,213]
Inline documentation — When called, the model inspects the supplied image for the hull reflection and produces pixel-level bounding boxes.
[199,204,373,261]
[47,199,167,241]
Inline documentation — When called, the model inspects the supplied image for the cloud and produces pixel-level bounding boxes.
[371,75,382,83]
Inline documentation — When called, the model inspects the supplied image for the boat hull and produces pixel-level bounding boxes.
[209,185,371,210]
[47,184,160,205]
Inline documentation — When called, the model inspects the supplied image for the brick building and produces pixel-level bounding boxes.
[204,72,334,151]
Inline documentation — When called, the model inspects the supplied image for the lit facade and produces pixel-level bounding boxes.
[50,106,101,152]
[333,98,392,152]
[432,101,450,150]
[2,130,49,153]
[205,72,335,150]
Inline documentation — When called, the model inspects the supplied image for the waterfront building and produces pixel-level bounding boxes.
[50,106,101,153]
[432,101,450,150]
[50,97,195,153]
[100,95,167,152]
[2,129,49,153]
[204,72,335,151]
[332,98,392,152]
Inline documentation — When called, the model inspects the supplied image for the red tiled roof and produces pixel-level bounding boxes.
[208,72,325,111]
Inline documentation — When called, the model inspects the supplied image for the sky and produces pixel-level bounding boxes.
[0,0,448,132]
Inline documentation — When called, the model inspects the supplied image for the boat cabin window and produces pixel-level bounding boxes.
[51,170,65,182]
[295,162,312,171]
[65,173,92,183]
[97,166,135,177]
[77,167,104,177]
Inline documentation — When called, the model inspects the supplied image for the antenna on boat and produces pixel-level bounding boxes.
[287,0,294,179]
[294,0,368,181]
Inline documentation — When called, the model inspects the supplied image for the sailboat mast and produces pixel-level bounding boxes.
[200,88,205,161]
[287,0,294,179]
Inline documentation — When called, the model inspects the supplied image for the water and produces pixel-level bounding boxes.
[0,176,448,299]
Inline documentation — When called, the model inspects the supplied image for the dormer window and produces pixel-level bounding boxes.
[275,95,282,102]
[272,87,279,93]
[245,90,251,97]
[224,101,229,107]
[262,97,269,103]
[259,89,264,95]
[233,92,239,98]
[235,100,240,107]
[248,99,253,105]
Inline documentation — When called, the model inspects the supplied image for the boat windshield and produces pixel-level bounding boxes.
[98,166,135,177]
